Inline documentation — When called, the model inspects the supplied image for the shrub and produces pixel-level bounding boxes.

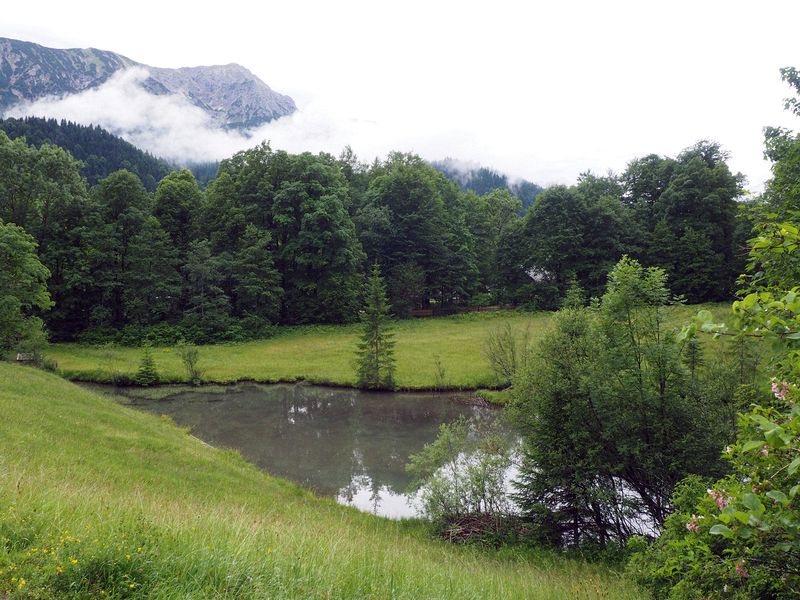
[510,258,734,548]
[177,342,203,385]
[406,417,514,543]
[75,318,277,347]
[483,322,530,385]
[627,384,800,598]
[432,354,447,390]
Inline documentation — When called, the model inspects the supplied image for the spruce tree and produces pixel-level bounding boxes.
[136,345,159,386]
[356,263,396,389]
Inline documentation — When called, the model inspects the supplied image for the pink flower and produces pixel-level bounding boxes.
[761,446,769,457]
[771,379,790,402]
[685,514,703,532]
[708,489,729,510]
[735,561,749,578]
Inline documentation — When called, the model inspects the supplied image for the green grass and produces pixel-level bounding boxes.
[46,304,730,390]
[0,363,642,599]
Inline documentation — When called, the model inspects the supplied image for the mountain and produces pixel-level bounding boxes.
[0,37,296,129]
[0,116,172,191]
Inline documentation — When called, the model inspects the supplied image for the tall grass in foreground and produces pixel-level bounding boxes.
[0,363,641,598]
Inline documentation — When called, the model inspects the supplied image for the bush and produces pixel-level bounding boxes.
[468,292,495,308]
[432,354,447,390]
[627,385,800,599]
[483,322,530,385]
[177,342,203,385]
[510,258,734,548]
[75,318,277,347]
[406,417,514,543]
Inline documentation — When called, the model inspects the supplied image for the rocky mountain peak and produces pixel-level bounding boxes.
[0,37,296,130]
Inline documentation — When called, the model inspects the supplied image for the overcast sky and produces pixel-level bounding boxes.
[3,0,800,190]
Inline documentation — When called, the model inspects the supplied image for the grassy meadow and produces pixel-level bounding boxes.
[46,303,731,389]
[0,363,643,599]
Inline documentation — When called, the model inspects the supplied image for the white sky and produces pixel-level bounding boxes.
[3,0,800,190]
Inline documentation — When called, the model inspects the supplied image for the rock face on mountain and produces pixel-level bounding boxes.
[0,37,296,129]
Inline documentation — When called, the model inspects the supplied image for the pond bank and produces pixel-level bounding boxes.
[46,309,552,389]
[81,378,511,406]
[89,381,510,518]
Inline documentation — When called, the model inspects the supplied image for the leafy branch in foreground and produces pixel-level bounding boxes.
[629,73,800,595]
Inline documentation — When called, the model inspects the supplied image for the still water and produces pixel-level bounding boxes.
[98,383,504,519]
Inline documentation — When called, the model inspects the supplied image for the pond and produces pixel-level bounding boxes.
[93,383,506,519]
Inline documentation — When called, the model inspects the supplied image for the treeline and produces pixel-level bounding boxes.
[431,158,544,211]
[0,128,747,343]
[0,116,172,191]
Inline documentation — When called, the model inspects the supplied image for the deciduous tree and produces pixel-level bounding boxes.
[0,220,53,354]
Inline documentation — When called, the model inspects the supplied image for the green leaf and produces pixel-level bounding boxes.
[733,511,750,524]
[765,427,787,447]
[742,440,765,452]
[752,415,777,431]
[789,457,800,475]
[709,524,733,538]
[767,490,790,505]
[695,310,713,323]
[741,492,762,512]
[790,484,800,498]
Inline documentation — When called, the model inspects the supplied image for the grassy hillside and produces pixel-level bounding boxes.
[47,304,729,389]
[0,363,641,598]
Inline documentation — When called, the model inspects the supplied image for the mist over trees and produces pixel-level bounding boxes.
[0,116,171,191]
[0,120,747,345]
[431,158,544,211]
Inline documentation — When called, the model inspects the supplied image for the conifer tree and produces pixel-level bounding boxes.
[356,263,396,389]
[136,345,159,386]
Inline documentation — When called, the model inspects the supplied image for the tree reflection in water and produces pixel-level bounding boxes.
[107,382,505,518]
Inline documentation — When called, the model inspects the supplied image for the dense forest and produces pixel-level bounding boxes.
[0,117,172,191]
[0,121,748,343]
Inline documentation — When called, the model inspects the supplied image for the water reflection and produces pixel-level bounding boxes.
[102,383,502,518]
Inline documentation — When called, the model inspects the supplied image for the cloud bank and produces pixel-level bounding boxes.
[5,67,551,182]
[5,63,789,190]
[6,67,421,164]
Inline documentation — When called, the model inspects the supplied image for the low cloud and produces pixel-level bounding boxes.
[5,68,543,183]
[7,68,254,163]
[6,67,421,165]
[6,66,776,190]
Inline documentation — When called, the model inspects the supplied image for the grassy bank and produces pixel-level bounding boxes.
[0,363,641,599]
[46,304,729,389]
